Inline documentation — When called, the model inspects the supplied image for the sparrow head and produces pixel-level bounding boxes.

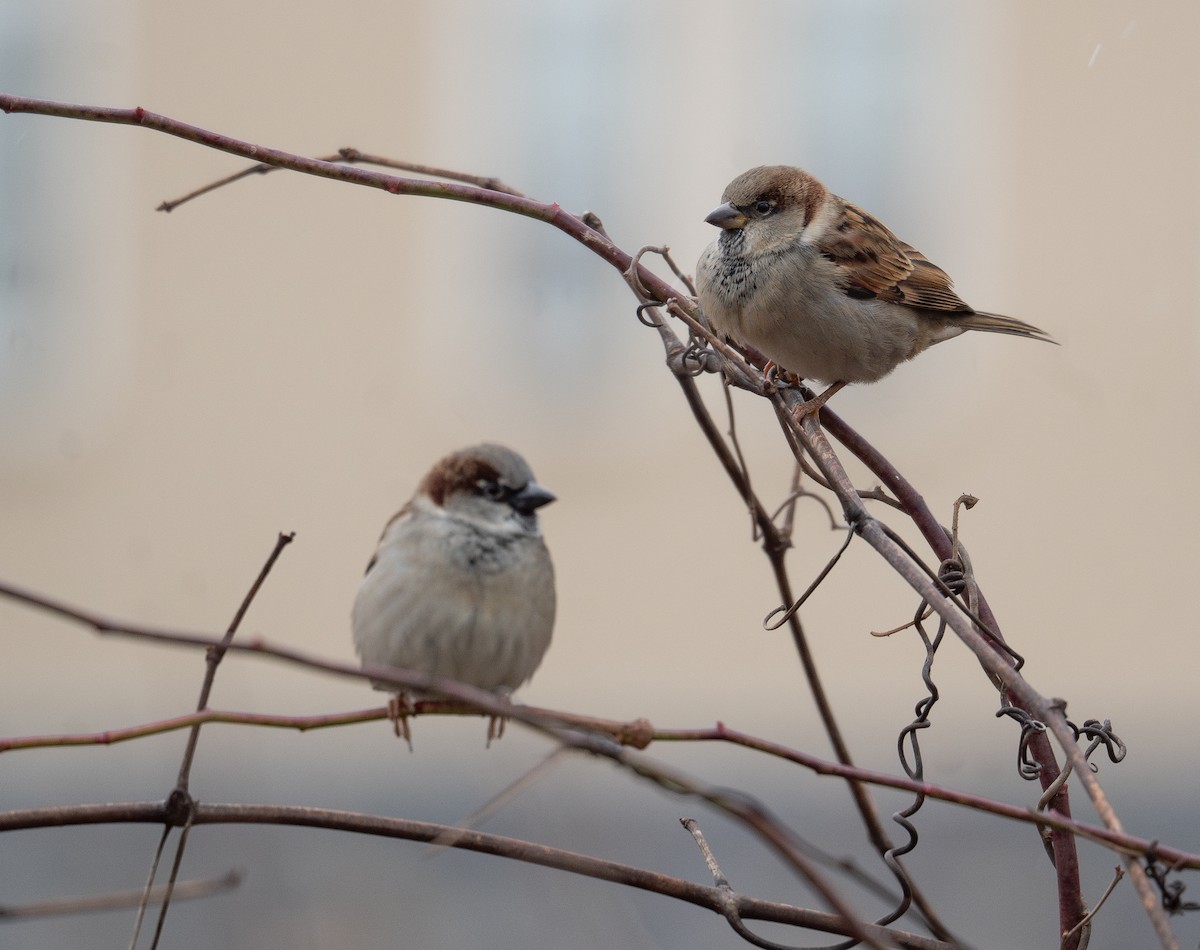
[419,443,555,535]
[705,165,827,255]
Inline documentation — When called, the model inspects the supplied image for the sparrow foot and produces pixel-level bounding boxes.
[762,361,802,395]
[485,691,515,748]
[791,381,846,423]
[387,692,415,751]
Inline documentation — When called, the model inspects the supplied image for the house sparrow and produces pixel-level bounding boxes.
[352,443,556,745]
[696,165,1055,415]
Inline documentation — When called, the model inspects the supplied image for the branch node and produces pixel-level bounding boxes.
[164,787,196,828]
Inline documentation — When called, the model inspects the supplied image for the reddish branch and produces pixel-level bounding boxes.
[1,582,1194,873]
[0,92,1176,949]
[0,579,889,949]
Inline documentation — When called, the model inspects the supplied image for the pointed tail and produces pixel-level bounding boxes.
[960,311,1057,345]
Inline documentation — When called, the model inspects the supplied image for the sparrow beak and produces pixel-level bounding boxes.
[704,202,747,230]
[511,482,556,515]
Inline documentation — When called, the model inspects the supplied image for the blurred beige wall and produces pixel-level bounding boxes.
[3,3,1198,948]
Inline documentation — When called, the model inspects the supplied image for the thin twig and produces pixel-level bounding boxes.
[0,872,241,920]
[0,704,653,753]
[1063,866,1125,944]
[157,149,526,211]
[177,531,295,787]
[139,532,293,950]
[681,818,822,950]
[422,749,569,856]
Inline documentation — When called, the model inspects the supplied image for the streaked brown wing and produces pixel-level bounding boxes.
[893,241,974,313]
[820,197,973,313]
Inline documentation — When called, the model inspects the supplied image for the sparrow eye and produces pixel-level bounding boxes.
[752,199,775,217]
[477,479,508,501]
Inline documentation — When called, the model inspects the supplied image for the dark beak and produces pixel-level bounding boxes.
[704,202,748,230]
[511,482,556,515]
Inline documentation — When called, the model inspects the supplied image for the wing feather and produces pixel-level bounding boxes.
[819,198,973,313]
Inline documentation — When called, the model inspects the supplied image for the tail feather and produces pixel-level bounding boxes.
[959,311,1057,345]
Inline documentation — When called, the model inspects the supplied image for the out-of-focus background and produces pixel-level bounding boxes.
[3,2,1198,947]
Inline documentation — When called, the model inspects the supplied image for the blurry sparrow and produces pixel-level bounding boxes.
[696,165,1054,415]
[352,443,556,744]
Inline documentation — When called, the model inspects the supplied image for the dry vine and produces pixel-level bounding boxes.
[0,92,1190,950]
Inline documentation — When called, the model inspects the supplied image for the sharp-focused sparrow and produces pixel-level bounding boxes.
[696,165,1054,413]
[352,443,556,744]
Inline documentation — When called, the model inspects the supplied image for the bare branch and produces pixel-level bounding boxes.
[774,399,1160,948]
[0,871,241,921]
[4,687,1192,872]
[0,801,952,950]
[178,531,295,786]
[0,93,1176,947]
[0,578,946,939]
[157,149,526,211]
